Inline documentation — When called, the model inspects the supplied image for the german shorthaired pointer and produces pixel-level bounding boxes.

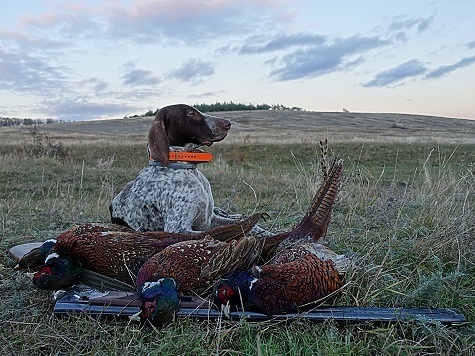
[110,104,270,235]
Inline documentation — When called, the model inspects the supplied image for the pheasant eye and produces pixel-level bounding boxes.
[142,301,157,318]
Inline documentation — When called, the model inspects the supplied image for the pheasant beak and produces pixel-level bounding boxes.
[26,272,35,279]
[221,302,231,319]
[129,310,142,322]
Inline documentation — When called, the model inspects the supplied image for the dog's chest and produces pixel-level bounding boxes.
[140,166,211,196]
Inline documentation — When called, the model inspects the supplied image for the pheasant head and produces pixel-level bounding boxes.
[32,255,82,290]
[213,270,255,313]
[131,278,180,326]
[19,239,56,269]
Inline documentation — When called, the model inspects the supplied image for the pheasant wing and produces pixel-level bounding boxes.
[206,213,269,242]
[201,236,263,287]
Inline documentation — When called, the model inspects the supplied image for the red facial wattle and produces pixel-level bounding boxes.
[218,285,235,303]
[35,266,53,278]
[141,300,157,319]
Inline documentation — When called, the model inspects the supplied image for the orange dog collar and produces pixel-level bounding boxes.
[168,151,213,163]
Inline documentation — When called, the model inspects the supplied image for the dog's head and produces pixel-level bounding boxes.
[148,104,231,166]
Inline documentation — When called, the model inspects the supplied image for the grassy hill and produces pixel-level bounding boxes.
[2,110,474,145]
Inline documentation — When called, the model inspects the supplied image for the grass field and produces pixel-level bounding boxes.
[1,111,474,354]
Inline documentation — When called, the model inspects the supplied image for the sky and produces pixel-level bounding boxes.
[1,0,474,121]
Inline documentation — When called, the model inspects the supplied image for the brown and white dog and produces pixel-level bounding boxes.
[110,104,269,235]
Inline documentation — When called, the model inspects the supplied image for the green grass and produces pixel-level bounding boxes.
[1,138,474,354]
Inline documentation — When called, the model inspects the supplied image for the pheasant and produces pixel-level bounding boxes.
[30,214,265,290]
[131,235,264,325]
[19,223,134,269]
[32,256,82,291]
[213,159,350,315]
[132,159,345,325]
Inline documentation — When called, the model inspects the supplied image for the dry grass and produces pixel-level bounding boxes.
[1,112,474,354]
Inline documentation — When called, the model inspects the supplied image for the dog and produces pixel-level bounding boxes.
[110,104,270,235]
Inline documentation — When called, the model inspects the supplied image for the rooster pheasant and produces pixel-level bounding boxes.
[131,159,346,324]
[19,223,134,269]
[214,159,350,315]
[132,234,265,325]
[30,214,265,290]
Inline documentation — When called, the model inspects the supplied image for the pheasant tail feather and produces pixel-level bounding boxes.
[258,158,343,255]
[293,158,343,240]
[319,139,329,180]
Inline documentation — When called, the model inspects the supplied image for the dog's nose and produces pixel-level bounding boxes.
[220,118,231,130]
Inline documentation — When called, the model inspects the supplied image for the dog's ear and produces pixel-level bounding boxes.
[148,112,170,166]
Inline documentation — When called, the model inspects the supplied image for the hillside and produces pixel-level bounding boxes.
[2,111,474,145]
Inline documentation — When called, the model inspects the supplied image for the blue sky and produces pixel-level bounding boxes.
[1,0,474,121]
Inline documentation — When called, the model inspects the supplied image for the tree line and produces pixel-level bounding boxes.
[0,117,64,127]
[135,102,303,117]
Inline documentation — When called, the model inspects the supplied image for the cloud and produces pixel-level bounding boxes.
[47,100,135,121]
[167,59,215,83]
[0,29,67,51]
[389,15,433,39]
[236,15,432,82]
[424,56,475,79]
[364,59,427,87]
[389,15,433,34]
[387,15,433,42]
[269,35,390,81]
[122,68,161,86]
[239,33,326,54]
[78,77,109,93]
[18,1,294,46]
[0,47,69,93]
[111,0,295,44]
[21,9,65,28]
[187,90,227,99]
[467,40,475,49]
[20,6,108,44]
[116,87,166,101]
[44,84,167,120]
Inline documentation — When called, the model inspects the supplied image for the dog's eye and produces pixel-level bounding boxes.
[187,111,201,120]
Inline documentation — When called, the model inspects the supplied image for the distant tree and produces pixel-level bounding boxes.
[270,104,302,111]
[2,118,22,126]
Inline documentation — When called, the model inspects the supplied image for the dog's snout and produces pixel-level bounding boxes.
[220,118,232,130]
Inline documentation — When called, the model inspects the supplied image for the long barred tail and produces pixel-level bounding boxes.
[260,159,344,254]
[293,158,344,241]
